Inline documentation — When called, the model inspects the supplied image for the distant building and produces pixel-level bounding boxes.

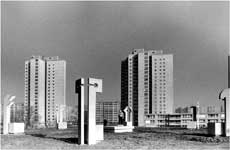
[24,56,46,127]
[24,56,66,128]
[175,105,224,114]
[96,101,120,125]
[175,107,191,113]
[45,56,66,127]
[145,112,225,128]
[207,106,222,113]
[121,49,173,126]
[65,105,78,123]
[148,105,226,128]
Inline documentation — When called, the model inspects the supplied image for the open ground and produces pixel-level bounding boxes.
[1,127,229,150]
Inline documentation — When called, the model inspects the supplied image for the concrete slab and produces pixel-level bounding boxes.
[8,123,24,134]
[58,122,67,129]
[104,125,134,133]
[96,125,104,142]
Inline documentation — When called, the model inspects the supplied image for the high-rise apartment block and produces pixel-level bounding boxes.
[24,56,66,128]
[121,49,173,126]
[45,56,66,126]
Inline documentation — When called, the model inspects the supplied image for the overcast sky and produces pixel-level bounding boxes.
[2,1,229,108]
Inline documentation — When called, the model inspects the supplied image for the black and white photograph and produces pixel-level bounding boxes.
[1,0,229,149]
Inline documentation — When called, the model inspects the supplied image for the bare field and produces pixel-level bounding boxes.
[1,128,229,150]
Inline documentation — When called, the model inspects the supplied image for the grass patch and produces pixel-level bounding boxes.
[1,128,229,149]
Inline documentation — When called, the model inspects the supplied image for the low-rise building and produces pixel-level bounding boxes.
[96,101,120,125]
[145,112,225,128]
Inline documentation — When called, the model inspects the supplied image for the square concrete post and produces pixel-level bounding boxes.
[60,105,64,123]
[76,78,85,145]
[220,89,230,136]
[225,98,230,136]
[56,105,60,124]
[196,102,200,129]
[56,104,63,123]
[87,78,102,145]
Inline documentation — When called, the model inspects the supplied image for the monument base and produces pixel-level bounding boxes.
[8,123,24,134]
[104,125,134,133]
[96,125,104,143]
[58,122,67,129]
[208,122,224,136]
[124,121,132,127]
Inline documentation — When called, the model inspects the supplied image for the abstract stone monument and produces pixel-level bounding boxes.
[123,106,132,127]
[104,106,134,133]
[57,104,67,129]
[3,95,15,134]
[219,88,230,136]
[76,78,103,145]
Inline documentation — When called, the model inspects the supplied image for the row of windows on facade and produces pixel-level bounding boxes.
[129,79,168,84]
[25,80,56,87]
[47,103,55,107]
[128,83,167,89]
[140,69,168,74]
[31,67,56,72]
[129,96,167,101]
[128,73,167,79]
[143,72,167,77]
[33,93,55,99]
[129,62,167,68]
[27,85,55,93]
[143,86,168,91]
[142,92,167,96]
[129,87,168,92]
[155,105,167,109]
[143,63,167,68]
[47,111,55,115]
[144,78,167,82]
[129,56,166,60]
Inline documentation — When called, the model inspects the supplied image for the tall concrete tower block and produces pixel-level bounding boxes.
[121,49,174,126]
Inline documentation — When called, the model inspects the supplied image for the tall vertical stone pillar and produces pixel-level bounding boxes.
[76,78,85,145]
[76,78,103,145]
[88,78,102,145]
[219,89,230,136]
[196,102,200,129]
[228,53,229,88]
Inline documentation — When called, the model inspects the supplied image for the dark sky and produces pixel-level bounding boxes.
[2,1,229,108]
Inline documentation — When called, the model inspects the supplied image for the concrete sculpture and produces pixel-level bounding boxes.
[3,95,15,134]
[104,106,134,133]
[219,88,230,136]
[76,78,103,145]
[57,104,67,129]
[123,106,132,127]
